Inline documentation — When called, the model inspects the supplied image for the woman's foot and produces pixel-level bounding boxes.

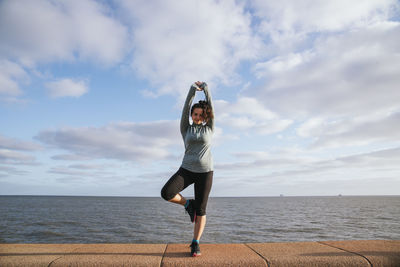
[190,240,201,257]
[185,199,196,223]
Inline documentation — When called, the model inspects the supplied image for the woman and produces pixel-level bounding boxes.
[161,81,214,257]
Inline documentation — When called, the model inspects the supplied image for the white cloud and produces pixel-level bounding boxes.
[51,154,93,161]
[216,146,400,186]
[232,151,271,160]
[216,157,303,171]
[0,134,42,151]
[215,97,292,134]
[251,0,398,51]
[0,165,29,177]
[256,22,400,119]
[48,164,114,177]
[45,78,89,98]
[0,135,40,177]
[68,164,111,170]
[337,146,400,166]
[35,120,181,162]
[297,117,326,138]
[297,111,400,149]
[250,3,400,155]
[254,52,311,78]
[0,60,28,96]
[48,166,89,177]
[0,0,129,102]
[0,149,36,165]
[0,0,129,66]
[209,126,238,146]
[216,147,316,172]
[251,0,398,32]
[274,146,400,180]
[119,0,261,96]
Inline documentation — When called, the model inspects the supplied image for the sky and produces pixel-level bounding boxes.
[1,0,400,197]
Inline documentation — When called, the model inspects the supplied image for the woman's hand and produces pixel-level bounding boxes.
[195,81,204,91]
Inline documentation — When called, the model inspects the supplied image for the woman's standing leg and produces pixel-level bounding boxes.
[193,215,206,240]
[193,171,213,241]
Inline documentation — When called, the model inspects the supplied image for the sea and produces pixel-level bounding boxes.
[1,195,399,244]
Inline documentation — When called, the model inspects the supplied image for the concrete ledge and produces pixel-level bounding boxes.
[1,240,399,267]
[321,240,400,267]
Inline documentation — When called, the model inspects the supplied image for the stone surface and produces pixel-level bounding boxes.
[51,244,166,267]
[322,240,400,267]
[162,243,267,267]
[0,244,81,267]
[0,244,166,267]
[1,241,399,267]
[247,241,370,267]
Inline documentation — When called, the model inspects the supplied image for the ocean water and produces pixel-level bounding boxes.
[0,196,399,244]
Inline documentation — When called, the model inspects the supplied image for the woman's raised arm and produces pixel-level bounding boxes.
[202,83,214,131]
[180,84,197,138]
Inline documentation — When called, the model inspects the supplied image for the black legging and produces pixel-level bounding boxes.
[161,167,213,216]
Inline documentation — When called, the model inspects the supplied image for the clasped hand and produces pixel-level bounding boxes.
[195,81,205,91]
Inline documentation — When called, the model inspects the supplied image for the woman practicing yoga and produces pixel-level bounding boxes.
[161,81,214,257]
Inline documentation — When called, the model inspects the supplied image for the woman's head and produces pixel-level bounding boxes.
[191,100,213,125]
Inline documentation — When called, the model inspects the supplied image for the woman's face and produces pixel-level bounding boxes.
[191,108,204,125]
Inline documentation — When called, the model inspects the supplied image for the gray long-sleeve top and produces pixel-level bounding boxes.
[180,83,214,173]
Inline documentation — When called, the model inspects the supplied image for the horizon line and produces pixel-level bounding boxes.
[1,194,399,198]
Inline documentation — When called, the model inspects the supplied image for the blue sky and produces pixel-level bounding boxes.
[1,0,400,196]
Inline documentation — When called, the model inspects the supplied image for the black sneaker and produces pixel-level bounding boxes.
[190,241,201,257]
[185,199,196,223]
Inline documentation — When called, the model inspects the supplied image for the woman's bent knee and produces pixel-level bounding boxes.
[160,187,170,201]
[161,186,174,201]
